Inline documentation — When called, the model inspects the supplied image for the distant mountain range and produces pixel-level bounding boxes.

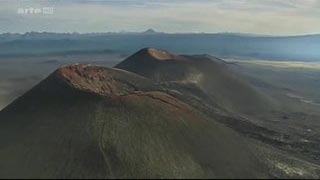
[0,31,319,61]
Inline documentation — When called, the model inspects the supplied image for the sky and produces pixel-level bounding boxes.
[0,0,319,35]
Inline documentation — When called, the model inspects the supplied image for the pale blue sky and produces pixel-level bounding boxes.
[0,0,319,35]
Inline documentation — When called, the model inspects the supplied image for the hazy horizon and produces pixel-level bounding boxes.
[0,0,320,35]
[1,29,320,37]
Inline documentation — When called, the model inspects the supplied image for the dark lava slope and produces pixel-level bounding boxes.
[0,64,268,178]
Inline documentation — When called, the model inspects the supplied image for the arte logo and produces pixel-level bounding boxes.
[17,7,54,15]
